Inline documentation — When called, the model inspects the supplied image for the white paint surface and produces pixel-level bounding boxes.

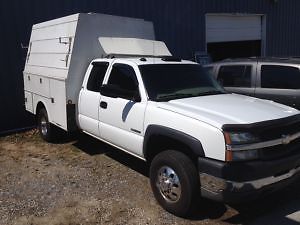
[99,37,171,57]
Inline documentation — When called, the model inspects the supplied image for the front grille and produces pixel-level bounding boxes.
[253,117,300,160]
[258,138,300,160]
[257,120,300,141]
[223,114,300,160]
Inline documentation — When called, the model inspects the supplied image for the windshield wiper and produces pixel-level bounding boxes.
[156,90,226,101]
[196,90,225,96]
[156,93,195,101]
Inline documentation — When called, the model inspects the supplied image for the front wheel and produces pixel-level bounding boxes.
[150,150,200,217]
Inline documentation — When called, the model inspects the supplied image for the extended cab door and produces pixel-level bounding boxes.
[216,64,256,96]
[254,63,300,109]
[78,61,109,136]
[99,62,147,157]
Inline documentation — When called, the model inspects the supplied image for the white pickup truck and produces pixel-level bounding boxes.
[23,13,300,216]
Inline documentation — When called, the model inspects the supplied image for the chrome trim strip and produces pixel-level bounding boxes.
[229,131,300,151]
[232,166,300,189]
[245,167,300,189]
[200,166,300,191]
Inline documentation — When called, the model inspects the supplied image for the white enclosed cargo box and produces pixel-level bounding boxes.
[23,13,159,131]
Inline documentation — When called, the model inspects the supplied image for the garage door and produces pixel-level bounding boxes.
[206,15,262,43]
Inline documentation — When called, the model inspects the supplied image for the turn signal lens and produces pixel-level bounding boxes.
[225,150,233,162]
[224,132,232,145]
[225,149,259,162]
[223,131,260,162]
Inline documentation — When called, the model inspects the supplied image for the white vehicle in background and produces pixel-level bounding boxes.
[23,13,300,216]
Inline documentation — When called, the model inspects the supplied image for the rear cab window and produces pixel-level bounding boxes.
[217,65,252,87]
[260,65,300,89]
[87,62,109,92]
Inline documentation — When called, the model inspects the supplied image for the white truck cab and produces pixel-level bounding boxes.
[23,13,300,217]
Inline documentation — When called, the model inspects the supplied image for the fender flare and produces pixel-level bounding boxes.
[143,125,205,159]
[35,100,50,121]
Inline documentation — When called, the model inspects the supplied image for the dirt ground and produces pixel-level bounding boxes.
[1,130,300,225]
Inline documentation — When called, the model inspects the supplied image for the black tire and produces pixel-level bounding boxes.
[37,108,57,142]
[150,150,200,217]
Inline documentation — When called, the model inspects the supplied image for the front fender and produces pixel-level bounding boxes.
[143,125,205,158]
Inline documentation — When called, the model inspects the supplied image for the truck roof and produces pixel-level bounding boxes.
[24,13,157,107]
[92,57,197,66]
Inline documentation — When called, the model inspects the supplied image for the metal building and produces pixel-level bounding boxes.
[1,0,299,133]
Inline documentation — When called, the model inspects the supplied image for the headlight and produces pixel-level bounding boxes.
[224,132,260,162]
[224,132,259,145]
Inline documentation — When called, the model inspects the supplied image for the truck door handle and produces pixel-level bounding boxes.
[100,101,108,109]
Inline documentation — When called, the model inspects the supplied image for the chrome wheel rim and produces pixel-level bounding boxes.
[156,166,181,203]
[40,116,48,136]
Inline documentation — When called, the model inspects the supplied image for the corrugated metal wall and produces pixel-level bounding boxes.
[1,0,300,133]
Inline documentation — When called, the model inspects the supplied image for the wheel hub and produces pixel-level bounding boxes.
[156,166,181,203]
[40,116,48,136]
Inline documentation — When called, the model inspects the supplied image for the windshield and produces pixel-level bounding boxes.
[139,64,226,101]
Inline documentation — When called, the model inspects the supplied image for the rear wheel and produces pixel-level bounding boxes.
[37,108,57,142]
[150,150,199,217]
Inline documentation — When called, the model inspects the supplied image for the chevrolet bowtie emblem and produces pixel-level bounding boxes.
[281,135,292,145]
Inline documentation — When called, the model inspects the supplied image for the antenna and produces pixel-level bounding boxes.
[21,43,28,49]
[153,40,155,63]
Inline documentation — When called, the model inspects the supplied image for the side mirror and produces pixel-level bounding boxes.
[132,90,141,102]
[100,84,141,102]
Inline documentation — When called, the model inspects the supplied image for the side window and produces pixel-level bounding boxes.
[218,65,252,87]
[108,64,139,92]
[87,62,109,92]
[261,65,300,89]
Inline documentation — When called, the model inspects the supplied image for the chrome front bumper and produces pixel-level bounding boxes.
[201,165,300,192]
[198,155,300,203]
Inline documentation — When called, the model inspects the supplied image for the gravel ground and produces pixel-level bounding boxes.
[0,130,300,225]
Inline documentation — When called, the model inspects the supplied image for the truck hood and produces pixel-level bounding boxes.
[157,94,299,129]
